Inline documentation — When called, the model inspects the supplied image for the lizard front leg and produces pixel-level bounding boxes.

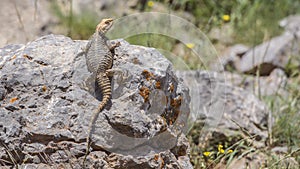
[108,41,121,52]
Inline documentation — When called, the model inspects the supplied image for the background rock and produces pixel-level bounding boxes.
[222,69,288,97]
[279,15,300,35]
[212,14,300,77]
[176,70,271,147]
[212,44,249,71]
[0,35,192,168]
[237,33,300,75]
[0,0,55,47]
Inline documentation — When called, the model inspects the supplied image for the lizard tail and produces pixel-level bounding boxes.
[96,75,111,112]
[86,75,111,154]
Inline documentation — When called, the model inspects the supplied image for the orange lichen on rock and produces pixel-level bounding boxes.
[160,158,165,169]
[169,83,174,92]
[168,96,183,125]
[139,86,150,102]
[170,96,182,108]
[10,97,18,103]
[142,69,154,81]
[42,85,47,92]
[155,81,161,89]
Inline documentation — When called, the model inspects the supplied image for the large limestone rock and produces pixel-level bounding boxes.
[0,35,192,168]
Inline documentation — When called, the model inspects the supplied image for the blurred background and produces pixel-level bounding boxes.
[2,0,299,53]
[1,0,300,168]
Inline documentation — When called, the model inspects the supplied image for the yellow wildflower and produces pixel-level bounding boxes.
[203,151,211,157]
[147,1,154,7]
[218,145,225,153]
[186,43,195,49]
[227,149,233,154]
[222,14,230,22]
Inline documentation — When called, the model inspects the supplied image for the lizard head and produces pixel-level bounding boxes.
[96,18,114,34]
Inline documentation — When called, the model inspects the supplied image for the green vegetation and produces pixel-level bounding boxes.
[50,0,98,39]
[269,73,300,149]
[127,34,204,70]
[187,65,300,168]
[154,0,300,45]
[50,0,300,45]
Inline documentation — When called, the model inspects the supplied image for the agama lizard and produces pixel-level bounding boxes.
[84,18,120,155]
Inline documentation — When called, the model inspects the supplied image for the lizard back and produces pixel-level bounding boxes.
[85,32,112,74]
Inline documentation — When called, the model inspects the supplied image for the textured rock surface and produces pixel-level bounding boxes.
[279,15,300,35]
[213,15,300,76]
[0,35,192,168]
[222,69,288,97]
[176,70,270,146]
[212,44,249,71]
[238,33,300,75]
